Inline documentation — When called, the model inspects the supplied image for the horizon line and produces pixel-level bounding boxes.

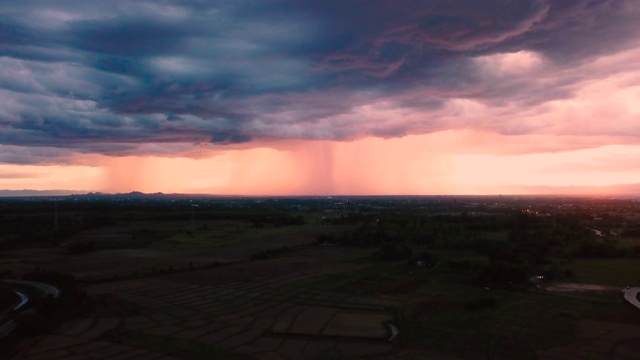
[1,190,640,199]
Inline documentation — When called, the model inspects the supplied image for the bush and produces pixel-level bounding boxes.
[316,234,336,245]
[478,260,531,289]
[465,296,496,311]
[447,259,484,271]
[66,241,95,255]
[251,246,295,261]
[376,243,412,261]
[410,251,438,268]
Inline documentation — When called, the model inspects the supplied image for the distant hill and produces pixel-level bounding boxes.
[2,183,640,199]
[0,190,239,200]
[0,190,85,197]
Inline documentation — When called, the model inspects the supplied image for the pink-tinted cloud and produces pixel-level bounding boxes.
[3,131,620,195]
[2,1,640,194]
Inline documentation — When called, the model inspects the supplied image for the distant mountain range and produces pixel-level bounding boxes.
[0,190,236,200]
[2,183,640,198]
[0,190,168,198]
[0,189,85,197]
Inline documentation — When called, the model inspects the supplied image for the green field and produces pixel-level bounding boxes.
[569,258,640,286]
[285,256,640,358]
[3,196,640,358]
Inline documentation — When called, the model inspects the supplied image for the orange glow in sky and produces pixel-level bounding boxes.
[3,129,640,195]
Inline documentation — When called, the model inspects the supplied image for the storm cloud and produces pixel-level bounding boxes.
[2,0,640,162]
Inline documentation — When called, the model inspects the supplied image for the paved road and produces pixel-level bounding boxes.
[623,287,640,309]
[1,279,60,339]
[4,279,60,298]
[13,290,29,310]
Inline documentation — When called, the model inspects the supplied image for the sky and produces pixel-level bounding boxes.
[1,0,640,195]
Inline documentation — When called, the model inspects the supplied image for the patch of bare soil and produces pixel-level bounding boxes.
[545,283,621,292]
[543,282,624,303]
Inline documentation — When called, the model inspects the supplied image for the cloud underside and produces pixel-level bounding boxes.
[1,0,640,163]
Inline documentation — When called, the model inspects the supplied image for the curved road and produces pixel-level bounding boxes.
[12,291,28,310]
[623,287,640,309]
[1,279,60,339]
[4,279,60,298]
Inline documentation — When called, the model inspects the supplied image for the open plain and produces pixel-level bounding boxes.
[2,196,640,359]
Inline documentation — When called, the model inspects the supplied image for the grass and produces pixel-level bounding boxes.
[430,249,490,264]
[479,230,510,241]
[396,289,625,357]
[569,258,640,286]
[104,330,253,360]
[163,221,320,248]
[64,219,322,256]
[616,236,640,249]
[292,254,640,358]
[250,246,297,260]
[0,286,18,310]
[5,211,639,357]
[288,262,387,291]
[75,295,143,318]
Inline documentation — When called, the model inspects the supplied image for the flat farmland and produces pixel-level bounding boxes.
[10,241,640,360]
[569,258,640,286]
[4,196,640,359]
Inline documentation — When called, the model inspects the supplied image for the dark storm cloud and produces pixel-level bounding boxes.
[0,145,79,165]
[1,0,640,162]
[71,19,188,57]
